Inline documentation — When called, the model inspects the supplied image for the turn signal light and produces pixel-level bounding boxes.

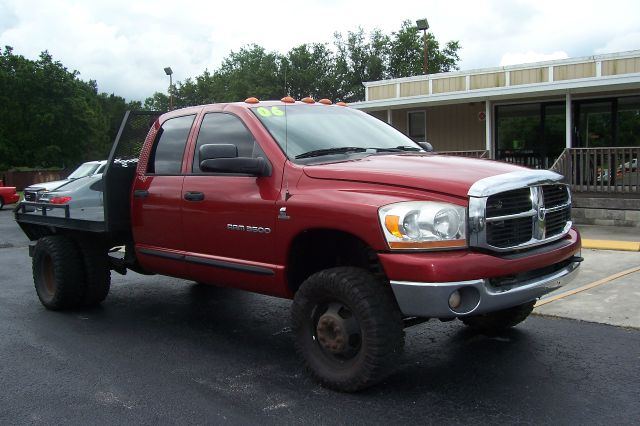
[281,96,295,103]
[301,97,315,104]
[384,215,402,238]
[244,97,259,104]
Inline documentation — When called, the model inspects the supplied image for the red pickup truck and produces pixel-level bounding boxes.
[0,184,20,209]
[15,99,582,392]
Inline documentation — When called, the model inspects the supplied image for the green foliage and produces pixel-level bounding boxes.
[144,20,461,107]
[0,46,140,170]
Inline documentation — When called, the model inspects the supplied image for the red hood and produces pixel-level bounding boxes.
[302,154,527,198]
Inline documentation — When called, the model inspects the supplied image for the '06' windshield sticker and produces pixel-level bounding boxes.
[256,106,285,117]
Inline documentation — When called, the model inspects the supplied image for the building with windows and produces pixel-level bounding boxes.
[351,50,640,225]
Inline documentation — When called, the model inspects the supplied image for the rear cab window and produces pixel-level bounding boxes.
[148,115,196,174]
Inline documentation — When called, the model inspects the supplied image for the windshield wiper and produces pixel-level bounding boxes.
[392,145,423,151]
[295,145,423,160]
[295,147,368,159]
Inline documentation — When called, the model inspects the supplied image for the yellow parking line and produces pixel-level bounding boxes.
[581,239,640,251]
[535,265,640,307]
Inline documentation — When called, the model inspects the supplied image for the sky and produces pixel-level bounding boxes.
[1,0,639,101]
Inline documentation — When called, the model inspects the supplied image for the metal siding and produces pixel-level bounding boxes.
[368,110,387,121]
[390,105,484,150]
[470,72,506,90]
[554,62,596,81]
[400,81,429,97]
[602,58,640,76]
[510,67,549,85]
[392,110,407,135]
[425,104,486,151]
[368,84,396,101]
[432,76,466,94]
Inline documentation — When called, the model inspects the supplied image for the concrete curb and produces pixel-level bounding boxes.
[582,239,640,251]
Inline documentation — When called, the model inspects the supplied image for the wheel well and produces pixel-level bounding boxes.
[287,229,385,294]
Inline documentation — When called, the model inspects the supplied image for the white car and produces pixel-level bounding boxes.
[23,160,107,203]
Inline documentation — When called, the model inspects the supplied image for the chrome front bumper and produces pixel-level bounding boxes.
[390,259,581,318]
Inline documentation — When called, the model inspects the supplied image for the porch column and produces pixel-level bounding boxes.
[485,100,493,158]
[387,109,392,125]
[565,94,572,148]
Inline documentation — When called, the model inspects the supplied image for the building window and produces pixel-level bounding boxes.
[495,103,565,169]
[407,111,426,142]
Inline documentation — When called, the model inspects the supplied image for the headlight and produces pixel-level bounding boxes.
[379,201,467,249]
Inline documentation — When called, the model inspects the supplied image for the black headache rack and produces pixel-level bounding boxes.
[15,111,162,242]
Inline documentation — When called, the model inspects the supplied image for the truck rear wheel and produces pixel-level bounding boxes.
[32,235,85,310]
[291,267,404,392]
[76,239,111,306]
[460,300,536,333]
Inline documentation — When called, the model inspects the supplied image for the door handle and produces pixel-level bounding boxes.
[184,191,205,201]
[134,190,149,198]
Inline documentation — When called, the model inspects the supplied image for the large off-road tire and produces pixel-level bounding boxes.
[76,239,111,306]
[460,300,536,333]
[32,235,86,310]
[291,267,404,392]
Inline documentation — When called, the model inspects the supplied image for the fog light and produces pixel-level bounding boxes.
[448,290,462,309]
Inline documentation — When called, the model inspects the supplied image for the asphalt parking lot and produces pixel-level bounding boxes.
[1,207,639,425]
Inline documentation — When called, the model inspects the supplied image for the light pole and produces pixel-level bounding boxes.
[164,67,173,110]
[416,18,429,75]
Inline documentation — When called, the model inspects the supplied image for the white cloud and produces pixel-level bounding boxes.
[595,32,640,54]
[1,0,639,101]
[499,51,569,66]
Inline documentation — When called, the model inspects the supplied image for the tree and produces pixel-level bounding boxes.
[216,44,283,102]
[389,20,460,77]
[0,47,132,170]
[282,43,336,100]
[142,20,462,107]
[333,28,391,102]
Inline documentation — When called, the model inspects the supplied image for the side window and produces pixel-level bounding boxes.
[193,113,262,172]
[148,114,196,174]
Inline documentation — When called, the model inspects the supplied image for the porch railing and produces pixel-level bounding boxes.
[550,147,639,193]
[439,150,489,158]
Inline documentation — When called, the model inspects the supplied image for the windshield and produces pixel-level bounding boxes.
[252,105,422,161]
[68,162,101,179]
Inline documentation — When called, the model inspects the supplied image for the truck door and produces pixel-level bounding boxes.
[181,112,280,292]
[131,114,196,278]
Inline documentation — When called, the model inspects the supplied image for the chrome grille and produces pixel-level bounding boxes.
[23,191,38,202]
[468,171,572,252]
[486,216,532,247]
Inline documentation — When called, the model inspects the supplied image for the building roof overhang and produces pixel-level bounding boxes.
[351,72,640,111]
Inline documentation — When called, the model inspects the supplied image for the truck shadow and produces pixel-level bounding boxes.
[83,278,554,395]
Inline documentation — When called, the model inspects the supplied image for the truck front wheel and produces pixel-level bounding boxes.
[291,267,404,392]
[32,236,86,310]
[460,300,536,333]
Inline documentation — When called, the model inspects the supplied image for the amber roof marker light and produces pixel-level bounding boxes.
[281,96,295,103]
[336,101,348,107]
[301,97,315,104]
[318,99,332,105]
[245,97,260,104]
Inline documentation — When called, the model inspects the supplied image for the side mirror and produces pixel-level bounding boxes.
[418,142,434,152]
[199,144,269,176]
